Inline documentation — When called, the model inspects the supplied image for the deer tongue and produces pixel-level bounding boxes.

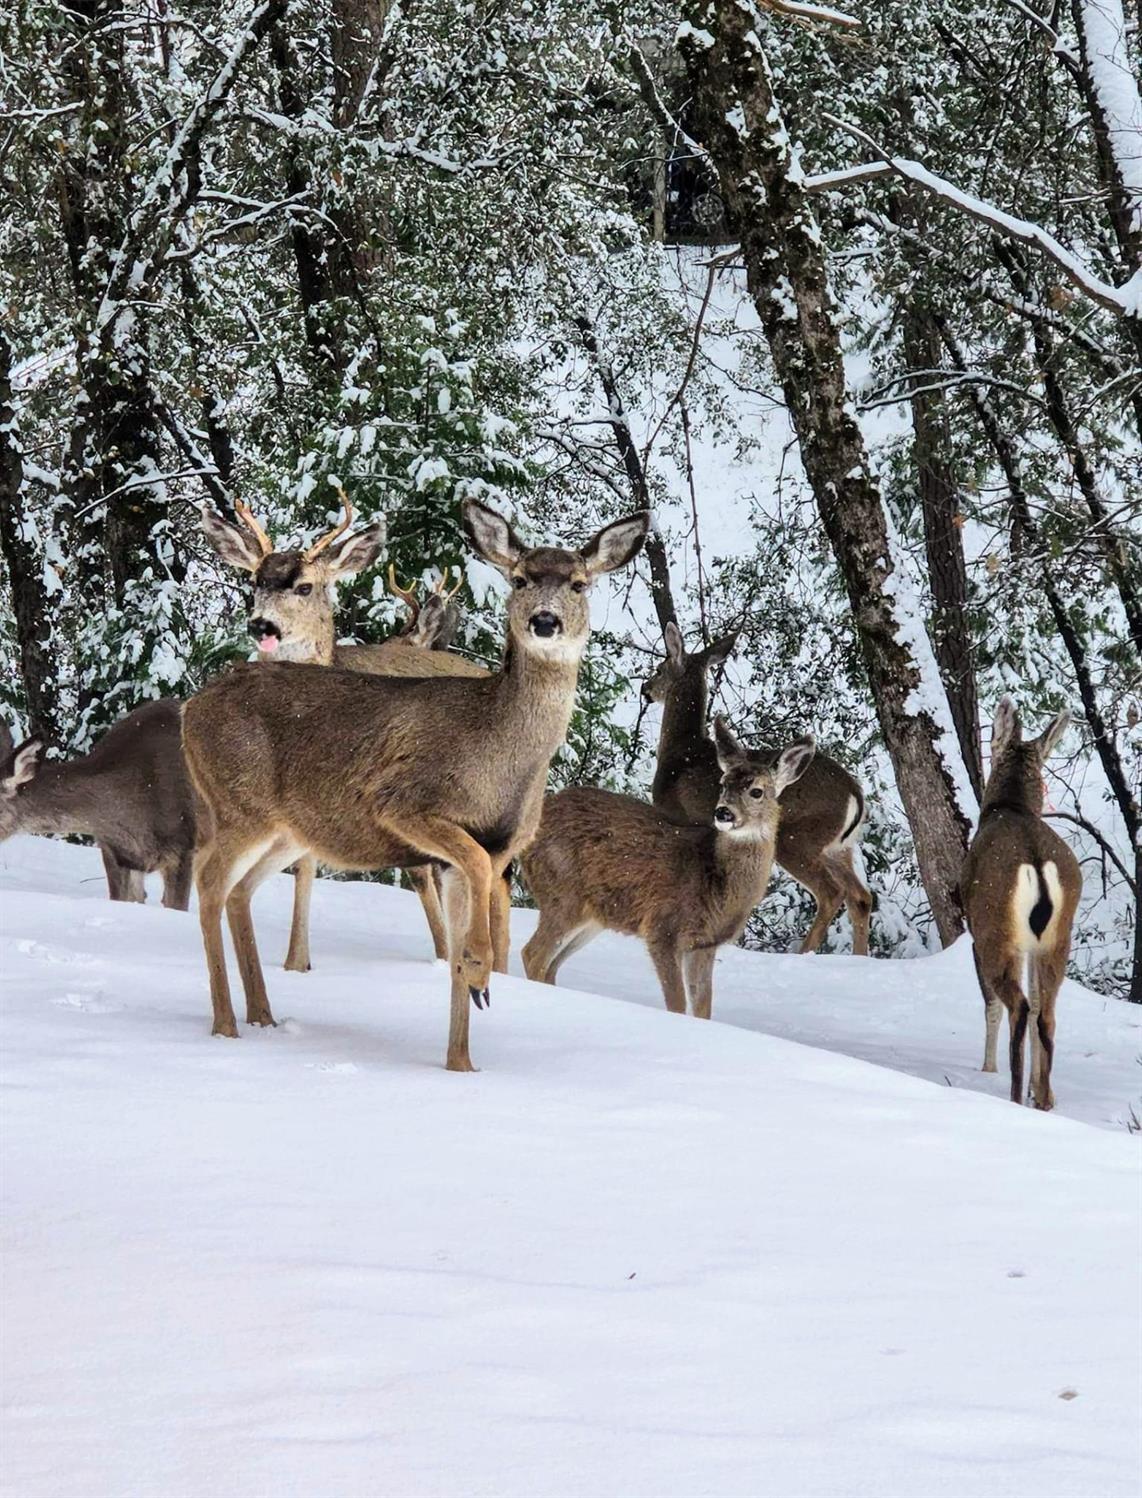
[255,635,279,654]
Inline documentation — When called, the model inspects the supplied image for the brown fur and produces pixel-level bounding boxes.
[521,721,814,1018]
[643,623,872,954]
[200,503,488,971]
[184,500,649,1069]
[0,701,195,908]
[961,697,1082,1110]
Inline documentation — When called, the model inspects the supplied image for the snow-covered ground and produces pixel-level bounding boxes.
[2,838,1139,1498]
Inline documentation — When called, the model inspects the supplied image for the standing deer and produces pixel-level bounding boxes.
[642,622,873,954]
[521,719,815,1018]
[182,500,649,1068]
[961,697,1080,1110]
[199,497,487,970]
[0,701,195,907]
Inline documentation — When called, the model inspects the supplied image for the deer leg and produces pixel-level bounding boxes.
[796,870,844,955]
[162,852,194,912]
[283,854,315,973]
[1008,994,1030,1106]
[522,910,573,984]
[971,945,1004,1073]
[227,838,300,1028]
[1029,952,1063,1112]
[101,847,145,904]
[545,923,599,983]
[441,869,477,1072]
[409,865,449,962]
[683,946,717,1020]
[647,936,687,1015]
[827,845,873,956]
[489,863,512,975]
[194,831,260,1038]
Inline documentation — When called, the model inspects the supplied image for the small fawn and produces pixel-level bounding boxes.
[643,622,872,954]
[521,719,814,1018]
[961,697,1081,1110]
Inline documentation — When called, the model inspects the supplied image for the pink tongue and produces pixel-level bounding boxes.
[256,635,279,654]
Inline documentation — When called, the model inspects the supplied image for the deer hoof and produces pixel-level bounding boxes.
[212,1020,239,1039]
[469,985,491,1010]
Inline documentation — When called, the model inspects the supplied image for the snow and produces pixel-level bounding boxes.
[1075,0,1142,238]
[2,836,1140,1498]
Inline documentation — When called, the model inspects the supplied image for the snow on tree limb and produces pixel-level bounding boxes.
[824,114,1142,320]
[1072,0,1142,262]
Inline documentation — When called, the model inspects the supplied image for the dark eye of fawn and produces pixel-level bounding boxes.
[513,576,527,590]
[571,580,585,594]
[750,787,764,800]
[295,584,312,597]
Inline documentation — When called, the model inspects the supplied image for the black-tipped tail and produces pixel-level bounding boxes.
[1029,867,1053,940]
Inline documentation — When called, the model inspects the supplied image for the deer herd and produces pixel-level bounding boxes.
[0,497,1081,1107]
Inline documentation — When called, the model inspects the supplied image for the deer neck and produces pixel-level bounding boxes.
[10,759,106,839]
[980,760,1040,819]
[659,668,709,766]
[492,638,584,756]
[713,818,778,908]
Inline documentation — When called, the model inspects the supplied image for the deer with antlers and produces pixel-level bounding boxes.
[642,623,873,954]
[184,500,649,1068]
[199,495,487,971]
[962,698,1081,1110]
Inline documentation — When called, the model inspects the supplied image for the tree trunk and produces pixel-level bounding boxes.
[901,302,983,795]
[678,2,974,943]
[0,333,61,744]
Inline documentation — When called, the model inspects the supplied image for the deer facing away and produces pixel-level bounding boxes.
[521,719,814,1017]
[643,622,872,955]
[200,497,488,971]
[182,499,649,1069]
[961,697,1080,1110]
[0,700,195,908]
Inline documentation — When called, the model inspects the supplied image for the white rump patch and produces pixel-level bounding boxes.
[1010,861,1062,952]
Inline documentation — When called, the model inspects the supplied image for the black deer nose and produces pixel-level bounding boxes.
[714,805,736,827]
[529,611,561,638]
[248,617,281,641]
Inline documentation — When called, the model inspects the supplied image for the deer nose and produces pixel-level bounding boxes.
[248,617,281,641]
[529,610,561,638]
[714,804,736,828]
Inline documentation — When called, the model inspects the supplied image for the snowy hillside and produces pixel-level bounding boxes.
[2,839,1139,1498]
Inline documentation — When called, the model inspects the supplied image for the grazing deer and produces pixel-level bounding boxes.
[642,622,872,955]
[199,497,487,971]
[961,697,1080,1110]
[0,701,195,908]
[182,499,649,1068]
[521,719,814,1018]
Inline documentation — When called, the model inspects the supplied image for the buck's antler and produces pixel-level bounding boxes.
[387,563,421,627]
[433,566,464,603]
[305,486,354,560]
[234,500,273,558]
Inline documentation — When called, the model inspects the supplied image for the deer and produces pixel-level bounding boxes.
[521,719,815,1018]
[0,700,195,908]
[182,499,650,1069]
[199,496,488,971]
[642,622,873,955]
[961,697,1081,1111]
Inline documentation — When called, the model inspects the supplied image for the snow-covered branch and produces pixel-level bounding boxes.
[824,114,1142,320]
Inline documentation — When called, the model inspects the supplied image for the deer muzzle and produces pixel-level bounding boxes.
[529,610,562,639]
[249,617,282,653]
[714,804,737,830]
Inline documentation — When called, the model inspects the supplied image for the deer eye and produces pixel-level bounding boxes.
[295,583,313,596]
[512,575,528,590]
[570,580,586,594]
[749,787,764,800]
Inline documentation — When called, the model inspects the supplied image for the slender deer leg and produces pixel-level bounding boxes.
[489,863,512,974]
[972,945,1003,1073]
[647,936,687,1014]
[194,832,256,1038]
[777,845,843,955]
[1031,951,1063,1111]
[683,946,717,1019]
[101,846,146,903]
[828,845,873,956]
[162,852,194,912]
[227,839,298,1028]
[409,865,449,961]
[522,910,572,983]
[441,868,476,1072]
[283,854,315,972]
[545,923,599,983]
[1008,995,1030,1105]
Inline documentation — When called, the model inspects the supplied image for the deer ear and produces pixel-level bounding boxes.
[991,695,1021,757]
[664,621,685,665]
[1035,709,1070,761]
[2,738,41,797]
[462,501,525,574]
[326,520,386,579]
[582,510,650,577]
[702,630,739,670]
[199,505,266,573]
[774,735,815,797]
[712,716,746,771]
